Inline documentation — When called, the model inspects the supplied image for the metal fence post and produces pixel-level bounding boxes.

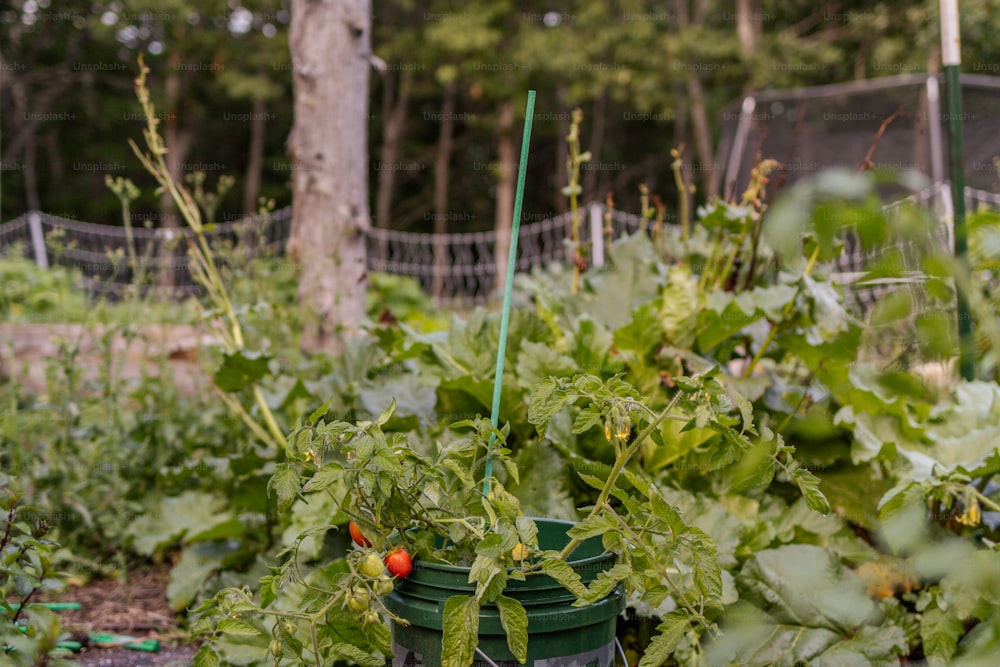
[589,203,605,268]
[28,211,48,269]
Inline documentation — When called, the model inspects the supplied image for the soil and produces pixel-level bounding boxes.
[44,565,198,667]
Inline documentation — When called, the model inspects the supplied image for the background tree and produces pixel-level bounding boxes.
[286,0,372,349]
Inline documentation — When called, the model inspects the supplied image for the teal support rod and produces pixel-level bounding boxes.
[484,91,536,494]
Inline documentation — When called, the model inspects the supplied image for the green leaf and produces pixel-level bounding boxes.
[878,483,930,554]
[331,643,384,667]
[579,563,630,605]
[613,302,663,359]
[442,596,479,667]
[443,458,476,489]
[697,297,766,351]
[167,541,241,611]
[281,492,344,559]
[576,472,607,492]
[515,341,577,389]
[213,349,272,392]
[301,464,345,493]
[571,317,616,376]
[359,374,436,428]
[375,398,396,426]
[527,378,567,433]
[638,610,690,667]
[306,396,335,425]
[659,265,700,348]
[189,616,214,636]
[572,404,603,434]
[709,542,909,665]
[126,491,231,556]
[538,557,588,598]
[361,619,392,657]
[258,576,278,609]
[566,513,617,541]
[495,595,528,663]
[792,468,832,514]
[869,290,912,327]
[915,310,957,360]
[193,645,220,667]
[186,518,245,544]
[921,605,963,662]
[216,618,261,636]
[511,441,578,521]
[468,554,506,603]
[515,516,538,546]
[739,545,881,631]
[268,463,301,512]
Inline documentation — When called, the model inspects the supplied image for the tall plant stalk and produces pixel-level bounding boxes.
[671,146,693,241]
[128,57,287,450]
[564,108,590,295]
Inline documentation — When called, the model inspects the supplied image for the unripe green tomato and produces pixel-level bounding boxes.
[363,610,381,625]
[374,576,394,596]
[359,552,385,578]
[269,638,283,657]
[346,586,371,612]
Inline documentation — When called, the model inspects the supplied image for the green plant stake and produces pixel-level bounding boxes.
[87,632,160,652]
[484,90,536,494]
[9,602,81,612]
[941,0,974,380]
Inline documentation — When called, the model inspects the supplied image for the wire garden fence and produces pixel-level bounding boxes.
[0,204,641,306]
[1,185,997,309]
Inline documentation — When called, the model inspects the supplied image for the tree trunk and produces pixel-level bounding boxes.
[288,0,372,351]
[432,80,457,300]
[375,70,412,228]
[493,101,516,296]
[674,0,715,199]
[161,55,186,230]
[735,0,759,57]
[158,55,190,291]
[43,129,63,184]
[243,94,267,216]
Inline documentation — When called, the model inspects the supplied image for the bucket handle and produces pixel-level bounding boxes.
[474,647,501,667]
[614,636,628,665]
[473,638,628,666]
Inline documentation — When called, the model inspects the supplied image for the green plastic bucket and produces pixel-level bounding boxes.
[383,518,625,666]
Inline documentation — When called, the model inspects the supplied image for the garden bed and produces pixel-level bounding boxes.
[47,565,197,667]
[0,323,215,396]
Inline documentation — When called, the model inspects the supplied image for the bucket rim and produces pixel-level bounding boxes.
[409,516,611,574]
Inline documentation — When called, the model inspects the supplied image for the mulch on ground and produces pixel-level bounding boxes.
[46,565,198,667]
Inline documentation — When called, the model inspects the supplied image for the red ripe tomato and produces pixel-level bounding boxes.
[384,548,412,579]
[349,521,372,547]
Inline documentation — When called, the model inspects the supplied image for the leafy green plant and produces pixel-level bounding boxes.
[1,475,75,666]
[0,248,89,323]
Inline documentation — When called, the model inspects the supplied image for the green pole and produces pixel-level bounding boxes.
[483,91,536,494]
[941,0,974,380]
